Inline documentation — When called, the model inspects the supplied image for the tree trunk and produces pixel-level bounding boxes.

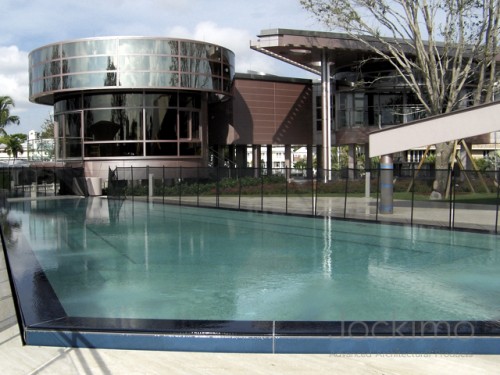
[434,141,454,195]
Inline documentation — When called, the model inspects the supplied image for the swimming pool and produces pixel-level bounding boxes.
[2,197,500,353]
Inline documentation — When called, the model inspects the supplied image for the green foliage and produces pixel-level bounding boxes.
[0,133,25,159]
[474,157,493,172]
[0,96,20,134]
[41,115,55,138]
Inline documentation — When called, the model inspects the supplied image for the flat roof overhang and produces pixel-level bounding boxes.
[251,28,500,75]
[250,29,377,75]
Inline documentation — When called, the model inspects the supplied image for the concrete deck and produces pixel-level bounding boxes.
[1,198,500,374]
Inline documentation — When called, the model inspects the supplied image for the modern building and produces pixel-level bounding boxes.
[29,37,235,179]
[250,28,499,171]
[28,31,499,182]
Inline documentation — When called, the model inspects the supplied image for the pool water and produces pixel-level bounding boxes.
[5,197,500,322]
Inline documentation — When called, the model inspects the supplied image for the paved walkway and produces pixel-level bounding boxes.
[1,197,500,374]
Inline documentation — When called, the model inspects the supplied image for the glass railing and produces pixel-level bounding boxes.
[108,166,500,234]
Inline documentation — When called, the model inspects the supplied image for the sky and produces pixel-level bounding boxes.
[0,0,325,134]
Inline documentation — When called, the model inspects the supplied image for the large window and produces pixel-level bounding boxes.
[56,112,82,160]
[54,92,203,160]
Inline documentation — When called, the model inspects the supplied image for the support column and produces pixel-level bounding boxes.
[236,145,247,169]
[267,145,273,176]
[228,145,236,167]
[216,145,225,167]
[364,143,371,172]
[321,49,332,182]
[306,144,313,179]
[347,144,356,180]
[252,145,261,176]
[379,154,394,214]
[316,145,323,173]
[285,145,292,181]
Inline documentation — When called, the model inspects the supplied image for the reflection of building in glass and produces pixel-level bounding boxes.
[29,37,235,178]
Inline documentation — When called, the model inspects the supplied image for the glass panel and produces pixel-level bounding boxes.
[119,72,179,87]
[83,93,142,108]
[180,58,212,74]
[179,94,201,108]
[54,115,63,138]
[178,111,200,139]
[43,77,61,91]
[63,56,117,73]
[62,39,117,57]
[63,72,117,89]
[54,95,82,112]
[191,112,200,139]
[145,108,177,140]
[84,109,142,141]
[179,142,201,156]
[63,112,82,158]
[146,142,177,156]
[144,93,177,107]
[119,55,179,71]
[222,63,231,80]
[84,143,143,157]
[30,45,60,64]
[180,74,213,89]
[179,111,190,139]
[32,61,60,79]
[180,42,202,58]
[118,39,179,55]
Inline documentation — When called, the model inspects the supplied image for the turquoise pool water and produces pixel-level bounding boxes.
[6,197,500,322]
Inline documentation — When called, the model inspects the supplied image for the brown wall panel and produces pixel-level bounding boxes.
[228,77,313,145]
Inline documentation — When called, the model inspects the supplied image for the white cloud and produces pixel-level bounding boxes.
[0,46,30,109]
[0,45,51,132]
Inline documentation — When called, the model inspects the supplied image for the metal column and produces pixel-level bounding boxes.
[321,49,332,182]
[379,154,394,214]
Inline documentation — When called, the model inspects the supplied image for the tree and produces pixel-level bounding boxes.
[41,114,55,138]
[0,96,20,135]
[300,0,500,194]
[0,133,26,160]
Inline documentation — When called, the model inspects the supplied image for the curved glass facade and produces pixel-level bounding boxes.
[29,37,235,103]
[29,37,235,165]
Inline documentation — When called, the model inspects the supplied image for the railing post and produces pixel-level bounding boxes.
[178,166,182,206]
[130,165,134,201]
[238,167,241,210]
[197,166,200,207]
[146,165,150,203]
[285,169,289,215]
[216,167,220,208]
[375,166,380,222]
[495,169,499,234]
[261,169,264,212]
[343,168,349,219]
[410,163,415,227]
[448,167,455,230]
[162,165,165,204]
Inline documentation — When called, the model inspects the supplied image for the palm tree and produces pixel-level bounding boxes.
[0,134,25,160]
[0,96,20,135]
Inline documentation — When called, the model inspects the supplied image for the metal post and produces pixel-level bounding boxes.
[321,48,332,182]
[178,166,182,206]
[410,163,415,226]
[379,155,394,214]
